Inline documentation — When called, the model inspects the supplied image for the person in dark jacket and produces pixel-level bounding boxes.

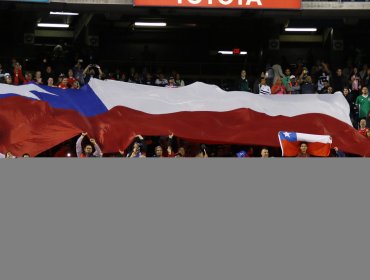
[342,87,357,127]
[330,147,346,157]
[300,76,317,94]
[253,72,265,94]
[153,133,175,157]
[121,135,147,158]
[331,68,348,92]
[235,69,250,92]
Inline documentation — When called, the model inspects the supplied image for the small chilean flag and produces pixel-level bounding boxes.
[278,131,332,157]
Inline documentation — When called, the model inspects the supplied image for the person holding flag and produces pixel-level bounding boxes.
[278,131,332,157]
[297,142,310,157]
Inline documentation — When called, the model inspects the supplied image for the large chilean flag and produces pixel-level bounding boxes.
[0,79,369,157]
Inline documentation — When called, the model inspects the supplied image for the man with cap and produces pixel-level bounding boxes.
[287,75,301,94]
[165,76,177,88]
[3,73,12,85]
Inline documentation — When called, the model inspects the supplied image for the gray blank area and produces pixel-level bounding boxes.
[0,159,369,280]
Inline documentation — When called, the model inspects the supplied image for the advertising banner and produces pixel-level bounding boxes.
[134,0,301,10]
[3,0,50,3]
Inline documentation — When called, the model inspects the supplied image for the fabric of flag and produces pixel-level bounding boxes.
[278,131,333,157]
[0,79,370,157]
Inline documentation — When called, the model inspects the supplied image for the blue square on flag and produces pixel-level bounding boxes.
[278,131,298,142]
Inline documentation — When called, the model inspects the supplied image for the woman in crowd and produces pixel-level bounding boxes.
[271,78,286,95]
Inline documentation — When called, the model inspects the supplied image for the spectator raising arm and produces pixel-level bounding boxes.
[95,64,104,79]
[126,135,146,158]
[333,147,346,157]
[82,65,90,77]
[76,132,102,158]
[134,134,146,151]
[195,144,208,158]
[76,132,86,157]
[90,138,103,157]
[167,132,174,157]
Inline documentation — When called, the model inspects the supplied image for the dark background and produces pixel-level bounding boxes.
[1,1,370,81]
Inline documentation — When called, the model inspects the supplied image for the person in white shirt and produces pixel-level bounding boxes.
[258,77,271,95]
[155,73,168,87]
[0,152,16,159]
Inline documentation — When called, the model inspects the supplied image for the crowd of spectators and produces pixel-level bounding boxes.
[1,54,370,158]
[235,61,370,128]
[0,57,186,89]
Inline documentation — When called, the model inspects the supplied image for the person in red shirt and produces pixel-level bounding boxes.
[58,77,69,89]
[24,72,33,84]
[271,78,287,95]
[67,69,77,88]
[13,62,25,85]
[358,119,369,137]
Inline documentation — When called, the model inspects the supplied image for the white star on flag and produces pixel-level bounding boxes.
[284,132,291,138]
